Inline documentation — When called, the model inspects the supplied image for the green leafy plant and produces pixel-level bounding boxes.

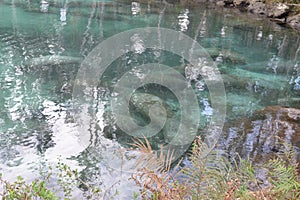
[265,144,300,199]
[0,173,59,200]
[0,158,103,200]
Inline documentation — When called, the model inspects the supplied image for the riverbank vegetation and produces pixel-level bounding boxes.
[1,137,299,199]
[132,137,300,199]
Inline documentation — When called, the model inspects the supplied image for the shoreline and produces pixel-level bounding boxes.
[121,0,300,31]
[186,0,300,30]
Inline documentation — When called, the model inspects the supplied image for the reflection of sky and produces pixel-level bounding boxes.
[40,0,49,13]
[201,98,213,116]
[178,9,189,32]
[131,2,141,16]
[293,76,300,90]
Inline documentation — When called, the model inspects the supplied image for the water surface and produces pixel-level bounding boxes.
[0,0,299,198]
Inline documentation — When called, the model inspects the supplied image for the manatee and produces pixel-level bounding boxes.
[221,66,289,91]
[206,48,246,65]
[225,92,264,119]
[190,47,246,65]
[277,97,300,108]
[131,93,175,131]
[239,60,296,74]
[26,55,83,67]
[128,92,199,144]
[130,93,175,119]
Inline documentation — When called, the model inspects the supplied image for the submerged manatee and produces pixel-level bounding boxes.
[239,60,297,75]
[222,65,287,91]
[26,55,83,67]
[128,92,182,141]
[130,93,175,119]
[128,92,196,145]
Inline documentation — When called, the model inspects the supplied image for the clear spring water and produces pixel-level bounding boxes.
[0,0,299,198]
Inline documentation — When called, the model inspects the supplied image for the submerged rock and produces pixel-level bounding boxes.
[220,106,300,172]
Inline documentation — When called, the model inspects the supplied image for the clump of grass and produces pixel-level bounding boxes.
[131,137,190,199]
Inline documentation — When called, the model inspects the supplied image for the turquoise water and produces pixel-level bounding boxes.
[0,0,300,198]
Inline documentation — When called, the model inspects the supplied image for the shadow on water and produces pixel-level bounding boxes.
[0,0,300,198]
